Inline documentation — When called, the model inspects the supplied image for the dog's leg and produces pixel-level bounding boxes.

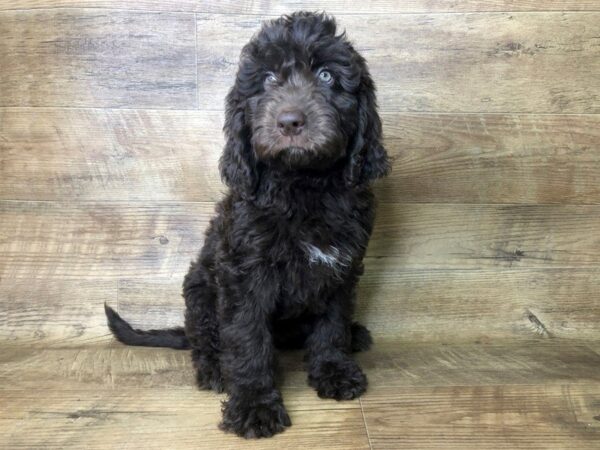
[305,281,368,400]
[183,247,223,393]
[218,269,291,438]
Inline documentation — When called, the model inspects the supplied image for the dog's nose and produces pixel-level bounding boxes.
[277,110,306,136]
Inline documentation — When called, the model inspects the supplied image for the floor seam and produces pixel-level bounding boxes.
[194,13,200,109]
[115,279,120,313]
[359,397,374,450]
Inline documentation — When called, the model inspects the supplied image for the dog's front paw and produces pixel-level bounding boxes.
[192,350,224,393]
[308,358,367,400]
[220,392,291,438]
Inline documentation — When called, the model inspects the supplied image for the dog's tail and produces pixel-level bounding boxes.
[105,303,372,352]
[104,303,190,349]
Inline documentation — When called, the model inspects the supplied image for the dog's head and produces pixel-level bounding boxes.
[219,11,390,194]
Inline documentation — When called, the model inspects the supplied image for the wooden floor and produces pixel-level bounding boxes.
[1,1,600,448]
[2,340,600,449]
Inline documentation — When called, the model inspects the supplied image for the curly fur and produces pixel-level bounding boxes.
[105,11,389,438]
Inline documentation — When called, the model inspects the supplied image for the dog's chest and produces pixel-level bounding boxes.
[299,241,352,272]
[268,210,364,314]
[234,188,373,315]
[288,209,360,268]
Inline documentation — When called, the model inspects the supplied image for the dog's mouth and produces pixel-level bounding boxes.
[255,141,346,172]
[253,129,312,156]
[256,141,315,161]
[250,100,346,170]
[281,146,323,164]
[251,120,348,170]
[274,131,314,149]
[282,145,308,154]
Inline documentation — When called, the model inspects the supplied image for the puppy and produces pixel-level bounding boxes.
[105,11,389,438]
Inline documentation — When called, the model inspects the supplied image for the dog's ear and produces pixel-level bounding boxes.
[219,86,258,196]
[345,68,391,185]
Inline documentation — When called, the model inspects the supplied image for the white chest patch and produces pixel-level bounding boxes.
[301,242,352,271]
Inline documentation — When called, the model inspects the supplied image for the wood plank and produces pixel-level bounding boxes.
[3,201,600,282]
[382,113,600,204]
[0,346,363,416]
[2,340,599,391]
[361,384,600,449]
[370,203,600,269]
[3,1,600,13]
[3,200,600,343]
[2,109,600,204]
[586,342,600,355]
[358,266,600,341]
[0,201,211,280]
[358,340,600,388]
[0,10,197,108]
[0,345,196,391]
[196,12,600,113]
[4,267,600,346]
[1,341,598,448]
[2,341,597,449]
[0,279,115,345]
[0,108,225,202]
[359,340,600,447]
[0,388,368,449]
[116,267,600,343]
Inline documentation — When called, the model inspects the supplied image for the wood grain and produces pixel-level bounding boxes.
[2,5,600,449]
[359,340,600,388]
[2,340,599,390]
[361,384,600,449]
[0,108,225,202]
[114,267,600,343]
[383,113,600,204]
[0,346,360,411]
[196,12,600,113]
[370,203,600,269]
[0,201,211,280]
[2,109,599,204]
[1,341,599,448]
[3,201,600,281]
[3,1,600,13]
[4,267,600,345]
[0,279,115,345]
[587,342,600,355]
[357,266,600,341]
[0,388,368,449]
[0,9,197,108]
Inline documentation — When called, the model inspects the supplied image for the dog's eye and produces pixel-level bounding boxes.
[265,72,278,85]
[318,69,334,85]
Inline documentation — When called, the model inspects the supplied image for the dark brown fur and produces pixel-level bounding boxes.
[105,11,390,438]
